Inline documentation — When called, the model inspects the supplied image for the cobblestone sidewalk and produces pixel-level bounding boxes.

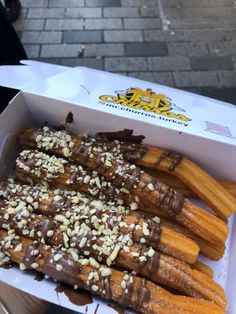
[14,0,236,103]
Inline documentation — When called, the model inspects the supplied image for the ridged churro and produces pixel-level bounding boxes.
[0,195,226,309]
[0,180,200,264]
[160,217,226,261]
[0,229,225,314]
[16,128,229,245]
[95,129,236,219]
[191,261,214,278]
[141,168,236,199]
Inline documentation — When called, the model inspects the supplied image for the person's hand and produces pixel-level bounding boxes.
[0,281,48,314]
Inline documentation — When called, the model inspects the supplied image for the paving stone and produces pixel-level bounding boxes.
[84,44,124,57]
[105,57,148,71]
[165,7,236,18]
[208,41,236,56]
[65,8,102,18]
[190,56,234,70]
[198,87,236,105]
[20,8,28,18]
[41,44,84,58]
[86,0,121,7]
[38,58,61,65]
[21,0,49,7]
[125,42,167,56]
[63,31,102,43]
[13,19,44,31]
[217,71,236,87]
[24,45,40,58]
[170,18,236,29]
[139,7,160,17]
[28,8,65,18]
[163,0,234,7]
[85,18,122,30]
[128,72,175,86]
[104,7,139,18]
[148,56,190,70]
[9,0,236,94]
[143,29,236,42]
[45,19,83,30]
[124,18,161,30]
[167,42,208,56]
[21,31,62,44]
[121,0,157,6]
[104,30,143,42]
[174,71,219,87]
[60,58,104,69]
[49,0,84,7]
[16,31,22,39]
[232,55,236,69]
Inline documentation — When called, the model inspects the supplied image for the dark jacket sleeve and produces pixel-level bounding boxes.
[0,2,27,113]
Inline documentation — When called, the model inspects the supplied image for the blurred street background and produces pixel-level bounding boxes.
[13,0,236,104]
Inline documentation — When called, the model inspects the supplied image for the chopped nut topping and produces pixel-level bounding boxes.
[14,243,22,252]
[54,253,63,262]
[26,196,34,203]
[152,216,161,224]
[53,195,62,202]
[19,263,27,271]
[70,250,79,261]
[100,267,111,277]
[147,183,154,191]
[56,264,63,272]
[31,262,39,269]
[130,202,138,211]
[147,248,155,257]
[121,280,126,289]
[89,257,99,268]
[91,285,99,292]
[47,230,54,237]
[55,214,70,226]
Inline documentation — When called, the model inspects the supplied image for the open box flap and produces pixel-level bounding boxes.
[23,66,236,147]
[0,60,69,90]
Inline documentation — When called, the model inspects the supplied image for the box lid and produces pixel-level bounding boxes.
[25,66,236,147]
[1,61,236,147]
[0,60,68,90]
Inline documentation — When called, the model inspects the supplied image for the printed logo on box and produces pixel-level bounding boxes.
[99,87,191,122]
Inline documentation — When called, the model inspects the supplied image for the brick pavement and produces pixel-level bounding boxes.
[14,0,236,103]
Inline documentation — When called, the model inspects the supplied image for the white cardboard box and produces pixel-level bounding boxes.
[0,61,236,313]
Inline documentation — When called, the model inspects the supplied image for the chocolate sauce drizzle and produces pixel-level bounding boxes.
[69,136,184,217]
[96,129,145,144]
[118,276,151,312]
[154,150,182,171]
[34,272,45,281]
[55,284,93,306]
[23,244,40,269]
[96,130,148,163]
[140,250,160,278]
[53,112,74,131]
[42,253,83,287]
[119,278,134,309]
[16,151,128,206]
[134,278,150,310]
[96,129,183,172]
[0,262,13,269]
[145,221,162,248]
[108,304,125,314]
